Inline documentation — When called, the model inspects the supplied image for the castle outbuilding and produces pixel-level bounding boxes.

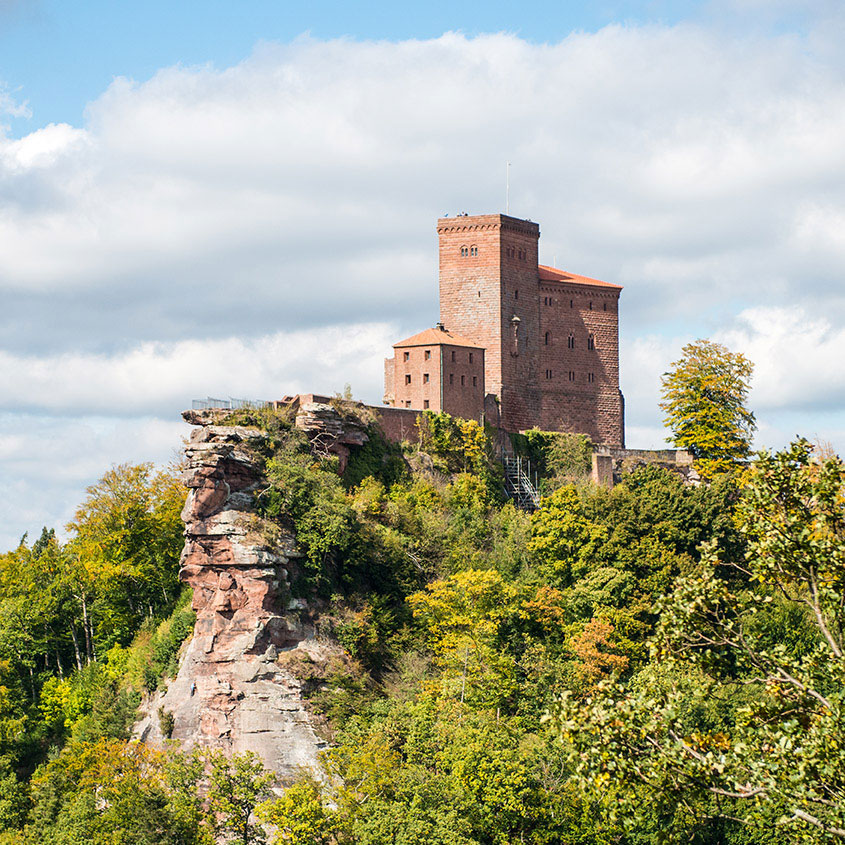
[384,212,625,447]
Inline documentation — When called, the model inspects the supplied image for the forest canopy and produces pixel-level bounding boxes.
[0,399,842,844]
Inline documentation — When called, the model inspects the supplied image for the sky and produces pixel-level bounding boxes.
[2,0,845,550]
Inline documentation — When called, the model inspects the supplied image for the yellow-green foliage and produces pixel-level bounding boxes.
[660,338,756,479]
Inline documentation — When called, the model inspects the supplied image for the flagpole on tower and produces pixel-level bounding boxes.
[506,161,510,214]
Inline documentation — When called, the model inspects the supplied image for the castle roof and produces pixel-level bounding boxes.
[393,326,484,349]
[538,265,623,290]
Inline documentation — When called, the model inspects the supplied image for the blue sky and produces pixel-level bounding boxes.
[1,0,845,549]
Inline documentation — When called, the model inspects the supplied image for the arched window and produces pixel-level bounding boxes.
[460,245,468,257]
[588,333,595,350]
[544,331,550,346]
[470,245,478,256]
[568,333,575,349]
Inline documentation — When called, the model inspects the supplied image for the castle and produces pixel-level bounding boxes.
[384,213,625,447]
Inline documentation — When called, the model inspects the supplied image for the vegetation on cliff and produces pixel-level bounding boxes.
[0,394,843,843]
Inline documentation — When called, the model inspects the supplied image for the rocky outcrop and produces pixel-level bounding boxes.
[295,401,368,473]
[134,416,326,781]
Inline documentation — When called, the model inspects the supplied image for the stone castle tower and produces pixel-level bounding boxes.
[384,212,625,447]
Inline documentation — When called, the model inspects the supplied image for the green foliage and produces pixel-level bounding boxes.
[258,778,336,844]
[660,339,756,480]
[512,429,593,490]
[343,423,408,490]
[415,410,501,491]
[547,440,845,842]
[205,750,275,845]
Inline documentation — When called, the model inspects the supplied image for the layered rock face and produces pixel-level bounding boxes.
[135,416,325,781]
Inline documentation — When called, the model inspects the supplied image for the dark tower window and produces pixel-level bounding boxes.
[588,373,595,383]
[514,289,519,300]
[472,376,477,386]
[451,351,456,362]
[544,332,550,345]
[568,334,575,349]
[545,369,552,379]
[461,375,465,386]
[469,352,474,363]
[405,374,411,385]
[569,371,575,381]
[589,301,593,310]
[460,245,468,257]
[603,302,607,311]
[570,299,574,308]
[470,245,478,256]
[449,374,454,385]
[588,334,595,350]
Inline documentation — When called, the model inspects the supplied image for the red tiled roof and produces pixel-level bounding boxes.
[393,326,484,349]
[538,265,622,290]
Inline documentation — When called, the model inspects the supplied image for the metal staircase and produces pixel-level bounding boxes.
[503,456,542,511]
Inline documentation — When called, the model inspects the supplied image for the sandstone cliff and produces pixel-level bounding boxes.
[134,414,329,781]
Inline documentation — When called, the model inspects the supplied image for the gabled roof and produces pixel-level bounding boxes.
[538,264,622,290]
[393,326,484,349]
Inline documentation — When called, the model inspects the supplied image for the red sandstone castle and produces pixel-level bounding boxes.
[383,213,625,447]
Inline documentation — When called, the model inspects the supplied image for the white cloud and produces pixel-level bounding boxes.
[0,322,396,416]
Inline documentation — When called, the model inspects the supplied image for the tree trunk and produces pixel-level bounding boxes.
[81,594,93,664]
[69,623,83,671]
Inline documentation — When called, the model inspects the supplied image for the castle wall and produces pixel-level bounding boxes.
[538,282,624,446]
[440,343,485,421]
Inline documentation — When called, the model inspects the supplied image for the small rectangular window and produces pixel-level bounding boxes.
[403,351,410,362]
[424,350,431,360]
[469,352,473,364]
[405,400,411,408]
[545,369,552,379]
[405,374,411,385]
[451,351,456,362]
[449,374,454,385]
[423,373,430,384]
[461,375,465,386]
[570,299,573,308]
[423,399,430,409]
[588,373,595,383]
[569,371,575,382]
[472,376,477,386]
[514,289,519,300]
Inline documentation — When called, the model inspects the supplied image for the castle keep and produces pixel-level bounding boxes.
[384,213,625,447]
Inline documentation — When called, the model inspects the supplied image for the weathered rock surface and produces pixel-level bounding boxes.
[134,416,326,781]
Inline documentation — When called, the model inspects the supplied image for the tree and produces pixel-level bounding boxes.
[547,440,845,841]
[205,751,275,845]
[660,339,756,479]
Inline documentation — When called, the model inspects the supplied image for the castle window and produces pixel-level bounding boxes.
[469,352,474,363]
[461,375,465,386]
[514,289,519,300]
[423,373,430,384]
[460,245,468,257]
[570,299,573,308]
[451,351,456,362]
[568,334,575,349]
[569,371,575,381]
[424,399,430,409]
[403,351,409,362]
[424,350,431,360]
[588,373,595,383]
[405,374,411,385]
[589,301,593,310]
[472,376,477,386]
[603,302,607,311]
[545,369,552,379]
[544,332,550,346]
[588,334,595,350]
[449,374,454,385]
[470,245,478,256]
[405,400,411,408]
